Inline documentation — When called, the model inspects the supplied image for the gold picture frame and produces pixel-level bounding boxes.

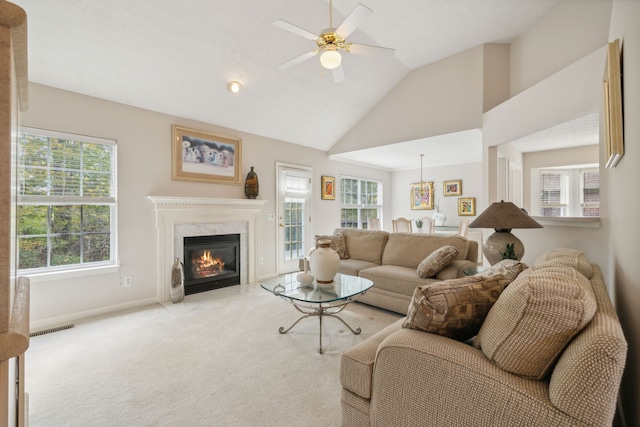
[321,176,336,200]
[603,38,624,168]
[172,125,242,184]
[410,182,434,210]
[458,197,476,216]
[443,180,462,196]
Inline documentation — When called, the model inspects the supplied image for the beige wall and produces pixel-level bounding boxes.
[329,45,488,155]
[509,0,612,95]
[608,0,640,425]
[20,83,391,327]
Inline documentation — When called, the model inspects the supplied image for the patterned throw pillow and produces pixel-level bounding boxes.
[416,246,458,278]
[315,233,348,259]
[473,265,596,380]
[403,274,510,341]
[477,259,528,282]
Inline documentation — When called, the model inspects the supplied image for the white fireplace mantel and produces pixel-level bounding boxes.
[148,196,266,302]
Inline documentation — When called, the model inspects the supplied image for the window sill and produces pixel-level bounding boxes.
[22,264,120,284]
[531,216,600,228]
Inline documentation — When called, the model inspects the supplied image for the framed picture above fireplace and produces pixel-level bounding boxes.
[172,125,242,184]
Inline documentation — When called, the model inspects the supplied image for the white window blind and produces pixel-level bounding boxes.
[539,170,568,216]
[19,128,116,206]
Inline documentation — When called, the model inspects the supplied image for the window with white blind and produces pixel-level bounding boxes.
[533,166,599,217]
[17,128,117,272]
[340,176,383,229]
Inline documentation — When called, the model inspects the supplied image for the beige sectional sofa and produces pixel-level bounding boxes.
[339,249,627,427]
[332,228,478,315]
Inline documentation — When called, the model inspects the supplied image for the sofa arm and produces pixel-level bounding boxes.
[370,329,577,427]
[435,259,476,280]
[340,318,404,399]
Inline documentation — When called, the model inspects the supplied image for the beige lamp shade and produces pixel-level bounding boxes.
[469,201,542,265]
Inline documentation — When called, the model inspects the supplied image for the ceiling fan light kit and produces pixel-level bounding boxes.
[320,47,342,69]
[273,1,394,82]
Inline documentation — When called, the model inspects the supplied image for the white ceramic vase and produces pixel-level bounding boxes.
[308,239,340,284]
[296,257,315,285]
[170,258,185,303]
[433,212,446,227]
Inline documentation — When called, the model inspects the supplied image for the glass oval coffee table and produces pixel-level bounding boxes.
[260,272,374,354]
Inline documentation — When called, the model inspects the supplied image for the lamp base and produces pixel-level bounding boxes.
[483,231,524,265]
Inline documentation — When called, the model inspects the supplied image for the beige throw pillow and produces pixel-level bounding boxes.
[533,248,593,279]
[403,274,510,341]
[416,246,458,278]
[315,233,348,259]
[473,265,596,380]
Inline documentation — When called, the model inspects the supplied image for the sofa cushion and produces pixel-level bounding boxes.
[476,259,528,282]
[416,246,458,278]
[334,228,389,264]
[403,274,511,341]
[359,265,439,296]
[533,248,593,279]
[474,265,597,380]
[337,259,380,277]
[382,234,470,268]
[315,233,348,259]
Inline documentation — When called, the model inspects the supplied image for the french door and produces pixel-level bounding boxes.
[276,164,312,274]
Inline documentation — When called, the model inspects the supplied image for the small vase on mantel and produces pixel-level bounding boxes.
[308,239,340,284]
[244,166,259,199]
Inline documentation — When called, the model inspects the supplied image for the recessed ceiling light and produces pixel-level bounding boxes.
[227,81,242,94]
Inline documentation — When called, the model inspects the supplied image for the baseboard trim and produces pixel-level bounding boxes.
[30,297,157,331]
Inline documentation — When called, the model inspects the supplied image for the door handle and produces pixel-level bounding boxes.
[279,223,284,228]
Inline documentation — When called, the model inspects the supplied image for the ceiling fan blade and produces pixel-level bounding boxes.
[336,4,373,38]
[277,50,318,70]
[332,65,345,83]
[348,43,395,57]
[273,19,319,41]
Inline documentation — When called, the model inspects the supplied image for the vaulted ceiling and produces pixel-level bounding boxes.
[14,0,571,169]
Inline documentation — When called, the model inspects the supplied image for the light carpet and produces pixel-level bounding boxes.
[26,283,402,426]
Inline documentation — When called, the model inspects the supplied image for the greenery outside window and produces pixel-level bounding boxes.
[18,128,117,272]
[340,176,382,229]
[534,166,599,218]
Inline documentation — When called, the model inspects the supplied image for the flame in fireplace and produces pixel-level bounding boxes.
[193,250,225,277]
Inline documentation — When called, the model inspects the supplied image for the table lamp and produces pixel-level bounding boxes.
[469,201,542,265]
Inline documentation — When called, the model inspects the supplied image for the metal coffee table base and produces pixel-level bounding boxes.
[278,298,362,354]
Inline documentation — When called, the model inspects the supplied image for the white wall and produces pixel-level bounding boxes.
[21,83,391,327]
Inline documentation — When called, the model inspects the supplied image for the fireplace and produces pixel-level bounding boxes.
[183,234,240,294]
[148,196,266,303]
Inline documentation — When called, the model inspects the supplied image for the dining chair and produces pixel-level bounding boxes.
[419,217,435,234]
[392,217,413,233]
[457,219,469,238]
[368,217,381,230]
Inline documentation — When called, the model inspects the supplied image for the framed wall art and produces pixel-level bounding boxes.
[172,125,242,184]
[321,176,336,200]
[458,197,476,216]
[410,182,434,210]
[443,180,462,196]
[603,38,624,168]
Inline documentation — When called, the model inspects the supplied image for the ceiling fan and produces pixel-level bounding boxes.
[273,0,395,83]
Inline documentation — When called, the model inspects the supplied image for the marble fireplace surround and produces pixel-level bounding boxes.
[148,196,266,302]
